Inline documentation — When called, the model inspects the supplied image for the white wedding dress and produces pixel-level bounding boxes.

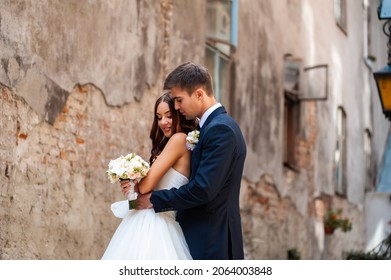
[101,168,192,260]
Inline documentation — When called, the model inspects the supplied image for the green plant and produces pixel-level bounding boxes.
[345,230,391,260]
[367,54,377,62]
[324,209,352,234]
[287,248,301,260]
[345,250,388,260]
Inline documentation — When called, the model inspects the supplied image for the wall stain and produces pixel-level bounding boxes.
[44,77,70,125]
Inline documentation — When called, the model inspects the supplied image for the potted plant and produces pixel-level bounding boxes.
[287,248,301,260]
[324,209,352,234]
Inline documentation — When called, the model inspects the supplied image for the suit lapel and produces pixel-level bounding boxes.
[190,106,226,180]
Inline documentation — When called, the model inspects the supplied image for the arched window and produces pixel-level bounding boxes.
[364,129,373,192]
[335,107,347,195]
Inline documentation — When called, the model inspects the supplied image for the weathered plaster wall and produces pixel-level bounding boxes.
[0,0,206,259]
[0,83,158,259]
[167,0,206,66]
[1,0,163,113]
[235,0,377,259]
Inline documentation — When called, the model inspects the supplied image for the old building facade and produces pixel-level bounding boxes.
[1,0,389,259]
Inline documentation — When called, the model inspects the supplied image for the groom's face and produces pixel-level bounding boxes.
[171,87,201,120]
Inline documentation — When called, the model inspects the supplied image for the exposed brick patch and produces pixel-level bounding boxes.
[0,83,152,259]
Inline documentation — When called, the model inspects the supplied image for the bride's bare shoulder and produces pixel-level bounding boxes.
[164,132,187,153]
[168,132,187,142]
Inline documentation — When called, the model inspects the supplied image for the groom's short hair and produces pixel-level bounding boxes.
[164,62,214,96]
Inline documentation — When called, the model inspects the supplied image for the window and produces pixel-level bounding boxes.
[284,94,300,169]
[334,0,347,33]
[335,107,347,195]
[364,129,373,192]
[205,47,230,109]
[363,0,375,62]
[283,56,301,170]
[205,0,238,112]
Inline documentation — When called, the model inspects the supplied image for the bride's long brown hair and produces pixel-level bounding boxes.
[149,92,197,165]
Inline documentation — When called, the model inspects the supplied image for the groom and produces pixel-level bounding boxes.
[139,62,246,260]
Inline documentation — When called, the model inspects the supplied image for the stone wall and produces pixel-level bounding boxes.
[0,0,172,259]
[0,0,211,260]
[240,101,364,259]
[0,83,156,259]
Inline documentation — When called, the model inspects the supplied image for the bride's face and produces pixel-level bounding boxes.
[156,101,173,138]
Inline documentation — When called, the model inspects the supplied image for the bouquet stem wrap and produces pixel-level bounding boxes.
[126,180,138,210]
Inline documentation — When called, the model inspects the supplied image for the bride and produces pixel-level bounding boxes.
[101,92,197,260]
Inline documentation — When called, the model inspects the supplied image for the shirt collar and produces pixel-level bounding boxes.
[199,103,222,128]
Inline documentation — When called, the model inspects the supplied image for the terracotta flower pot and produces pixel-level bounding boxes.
[324,226,335,235]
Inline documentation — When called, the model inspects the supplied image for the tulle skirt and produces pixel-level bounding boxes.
[101,205,192,260]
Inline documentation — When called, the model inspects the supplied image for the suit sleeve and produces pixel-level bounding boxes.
[151,124,237,212]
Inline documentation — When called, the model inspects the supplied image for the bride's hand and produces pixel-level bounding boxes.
[119,180,130,196]
[119,179,139,196]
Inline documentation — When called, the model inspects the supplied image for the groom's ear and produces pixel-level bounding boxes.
[194,88,204,100]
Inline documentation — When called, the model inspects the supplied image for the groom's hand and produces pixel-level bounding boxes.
[136,192,153,210]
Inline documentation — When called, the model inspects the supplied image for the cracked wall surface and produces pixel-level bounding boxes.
[0,83,155,259]
[0,0,207,259]
[1,0,163,113]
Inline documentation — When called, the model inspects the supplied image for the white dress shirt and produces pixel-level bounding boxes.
[199,103,222,128]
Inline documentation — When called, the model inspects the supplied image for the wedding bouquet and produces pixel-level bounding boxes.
[186,130,200,151]
[106,153,150,209]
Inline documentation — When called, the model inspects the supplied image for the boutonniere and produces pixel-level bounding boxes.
[185,130,200,151]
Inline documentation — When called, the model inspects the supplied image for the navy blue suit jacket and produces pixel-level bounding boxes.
[151,106,247,259]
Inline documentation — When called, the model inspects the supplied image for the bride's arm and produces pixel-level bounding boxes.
[137,133,187,194]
